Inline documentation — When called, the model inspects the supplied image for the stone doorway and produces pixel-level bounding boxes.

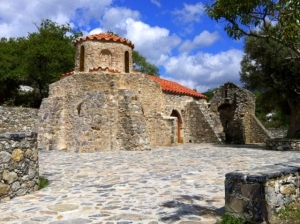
[171,110,183,143]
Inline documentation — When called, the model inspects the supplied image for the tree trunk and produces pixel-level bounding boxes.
[287,99,300,138]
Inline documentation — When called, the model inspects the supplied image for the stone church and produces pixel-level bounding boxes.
[37,33,270,152]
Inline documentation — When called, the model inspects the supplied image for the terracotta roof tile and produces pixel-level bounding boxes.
[147,75,206,99]
[60,71,74,79]
[89,66,121,73]
[74,33,134,48]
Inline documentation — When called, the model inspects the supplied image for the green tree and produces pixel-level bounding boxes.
[240,33,300,137]
[133,51,160,76]
[206,0,300,56]
[0,37,25,104]
[20,19,82,105]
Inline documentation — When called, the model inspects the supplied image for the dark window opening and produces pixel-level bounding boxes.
[125,51,129,73]
[80,46,85,72]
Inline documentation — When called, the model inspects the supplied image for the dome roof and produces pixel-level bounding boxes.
[74,33,134,48]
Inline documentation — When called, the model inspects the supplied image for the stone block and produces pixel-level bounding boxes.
[0,183,10,195]
[3,170,18,184]
[0,151,11,163]
[11,149,24,162]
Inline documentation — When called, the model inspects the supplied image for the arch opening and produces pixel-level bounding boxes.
[170,110,183,143]
[79,46,85,72]
[124,51,129,73]
[100,49,112,68]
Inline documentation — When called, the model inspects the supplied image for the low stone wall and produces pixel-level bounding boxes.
[0,132,39,201]
[267,128,288,139]
[266,139,300,151]
[225,159,300,223]
[0,106,38,133]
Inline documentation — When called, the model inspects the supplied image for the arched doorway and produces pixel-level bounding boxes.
[171,110,183,143]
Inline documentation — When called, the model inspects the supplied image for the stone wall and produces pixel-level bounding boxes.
[250,115,272,143]
[266,139,300,151]
[184,101,220,143]
[0,106,38,133]
[225,159,300,222]
[209,83,270,144]
[0,132,39,201]
[268,128,288,139]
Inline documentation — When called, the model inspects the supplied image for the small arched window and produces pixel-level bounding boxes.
[79,46,85,72]
[124,51,129,73]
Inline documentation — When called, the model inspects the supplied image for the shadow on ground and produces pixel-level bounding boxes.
[158,194,224,223]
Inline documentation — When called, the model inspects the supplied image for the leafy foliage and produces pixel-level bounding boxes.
[0,19,82,107]
[202,88,219,102]
[206,0,300,56]
[240,31,300,137]
[133,51,160,76]
[39,176,49,189]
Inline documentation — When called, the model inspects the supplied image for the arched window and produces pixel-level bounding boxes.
[124,51,129,73]
[79,46,85,72]
[100,49,112,68]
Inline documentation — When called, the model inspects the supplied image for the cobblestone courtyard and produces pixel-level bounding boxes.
[1,144,299,224]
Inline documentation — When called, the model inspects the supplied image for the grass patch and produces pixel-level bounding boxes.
[39,176,49,189]
[273,203,300,223]
[216,213,247,224]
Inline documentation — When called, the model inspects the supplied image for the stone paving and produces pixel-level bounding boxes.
[1,143,300,224]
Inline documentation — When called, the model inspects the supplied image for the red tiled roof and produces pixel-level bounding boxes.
[147,75,206,99]
[74,33,134,48]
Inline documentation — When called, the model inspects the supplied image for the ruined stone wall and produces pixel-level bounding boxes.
[250,115,272,143]
[0,132,38,201]
[210,83,259,143]
[0,106,38,133]
[184,101,220,143]
[74,41,133,73]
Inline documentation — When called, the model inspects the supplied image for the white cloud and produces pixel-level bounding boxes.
[173,2,205,24]
[97,7,181,64]
[125,18,181,63]
[100,7,141,36]
[162,49,244,92]
[0,0,112,38]
[179,30,220,53]
[151,0,161,7]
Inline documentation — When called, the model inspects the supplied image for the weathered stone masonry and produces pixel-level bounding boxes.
[210,83,271,144]
[0,132,39,201]
[225,159,300,222]
[0,106,38,133]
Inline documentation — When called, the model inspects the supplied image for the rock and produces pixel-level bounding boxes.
[0,151,11,163]
[0,183,10,195]
[11,149,24,162]
[3,170,18,184]
[280,185,296,195]
[11,181,20,191]
[28,168,36,180]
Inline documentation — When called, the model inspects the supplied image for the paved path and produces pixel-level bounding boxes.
[1,144,300,224]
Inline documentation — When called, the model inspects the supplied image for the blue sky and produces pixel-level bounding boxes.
[0,0,245,92]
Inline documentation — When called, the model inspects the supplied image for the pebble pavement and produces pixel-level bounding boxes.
[1,143,300,224]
